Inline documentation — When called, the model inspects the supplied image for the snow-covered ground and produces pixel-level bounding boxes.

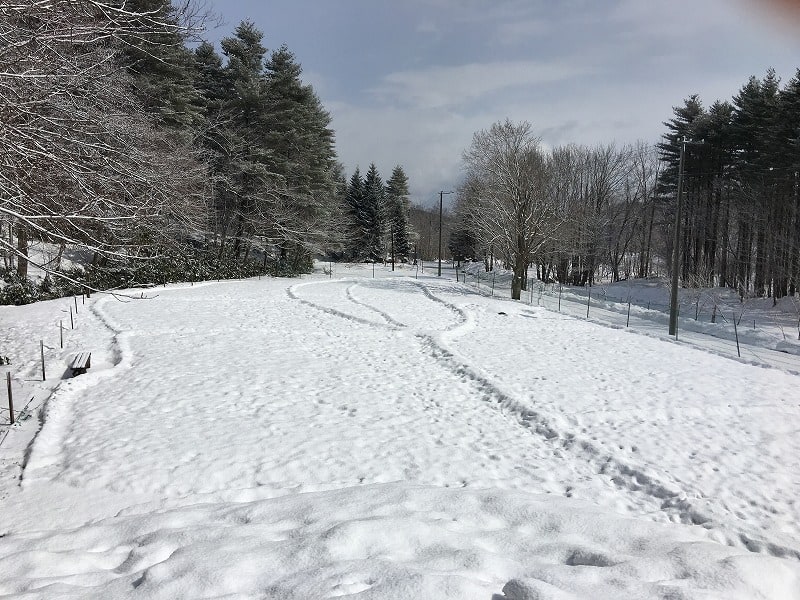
[461,263,800,372]
[0,264,798,599]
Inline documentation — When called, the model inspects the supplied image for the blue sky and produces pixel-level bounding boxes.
[204,0,800,206]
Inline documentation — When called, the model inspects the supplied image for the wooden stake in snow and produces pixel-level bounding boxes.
[74,295,78,313]
[6,372,13,425]
[70,306,74,329]
[60,320,63,349]
[558,284,562,312]
[586,287,591,318]
[626,296,632,327]
[733,312,741,357]
[40,340,46,381]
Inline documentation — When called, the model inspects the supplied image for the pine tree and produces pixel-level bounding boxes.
[261,45,338,271]
[778,70,800,168]
[362,164,386,262]
[448,226,478,264]
[691,100,736,287]
[776,71,800,295]
[345,167,368,259]
[385,166,412,262]
[657,94,706,197]
[730,70,782,296]
[118,0,202,133]
[193,41,228,119]
[218,21,270,259]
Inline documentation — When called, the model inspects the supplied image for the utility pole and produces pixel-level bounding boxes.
[669,139,686,337]
[438,190,453,277]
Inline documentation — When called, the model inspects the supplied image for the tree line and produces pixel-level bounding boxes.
[343,164,413,264]
[0,0,414,304]
[658,69,800,301]
[451,68,799,303]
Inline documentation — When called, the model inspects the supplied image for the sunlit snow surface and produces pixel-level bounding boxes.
[0,266,798,599]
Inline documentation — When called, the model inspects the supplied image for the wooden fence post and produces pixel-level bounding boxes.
[70,306,74,329]
[60,320,63,348]
[586,287,591,318]
[6,372,13,425]
[40,340,46,381]
[626,297,632,327]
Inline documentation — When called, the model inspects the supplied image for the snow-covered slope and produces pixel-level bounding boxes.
[0,266,797,599]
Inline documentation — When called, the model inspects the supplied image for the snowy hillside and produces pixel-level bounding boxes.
[0,265,798,599]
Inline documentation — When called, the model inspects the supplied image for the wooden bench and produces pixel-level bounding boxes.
[69,352,92,376]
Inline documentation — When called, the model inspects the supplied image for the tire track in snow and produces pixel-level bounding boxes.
[289,277,800,560]
[418,331,800,560]
[287,280,400,332]
[345,284,406,329]
[413,285,800,562]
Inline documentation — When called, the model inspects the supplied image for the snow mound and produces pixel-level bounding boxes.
[1,484,796,599]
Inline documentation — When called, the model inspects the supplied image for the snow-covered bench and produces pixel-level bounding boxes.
[69,352,92,376]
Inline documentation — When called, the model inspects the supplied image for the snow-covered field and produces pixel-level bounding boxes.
[0,264,798,599]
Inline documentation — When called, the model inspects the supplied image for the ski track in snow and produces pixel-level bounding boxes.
[290,276,800,561]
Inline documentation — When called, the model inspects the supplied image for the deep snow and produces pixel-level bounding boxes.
[0,264,798,599]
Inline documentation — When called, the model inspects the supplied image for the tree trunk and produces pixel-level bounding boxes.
[719,189,730,289]
[512,255,525,300]
[15,222,28,278]
[54,241,66,272]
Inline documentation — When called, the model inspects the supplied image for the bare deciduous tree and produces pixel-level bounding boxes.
[0,1,208,282]
[462,120,564,300]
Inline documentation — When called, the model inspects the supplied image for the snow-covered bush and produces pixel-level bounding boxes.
[0,271,41,305]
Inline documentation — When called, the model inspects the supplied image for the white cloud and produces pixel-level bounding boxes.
[415,19,439,34]
[492,18,550,45]
[328,102,480,206]
[371,60,593,110]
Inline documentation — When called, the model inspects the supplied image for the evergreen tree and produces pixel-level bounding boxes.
[385,166,412,262]
[778,70,800,168]
[218,20,270,259]
[691,100,736,287]
[730,70,781,296]
[119,0,202,132]
[193,41,228,119]
[448,226,478,264]
[656,94,705,197]
[362,164,386,262]
[656,69,800,298]
[261,45,338,271]
[778,71,800,295]
[345,167,368,259]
